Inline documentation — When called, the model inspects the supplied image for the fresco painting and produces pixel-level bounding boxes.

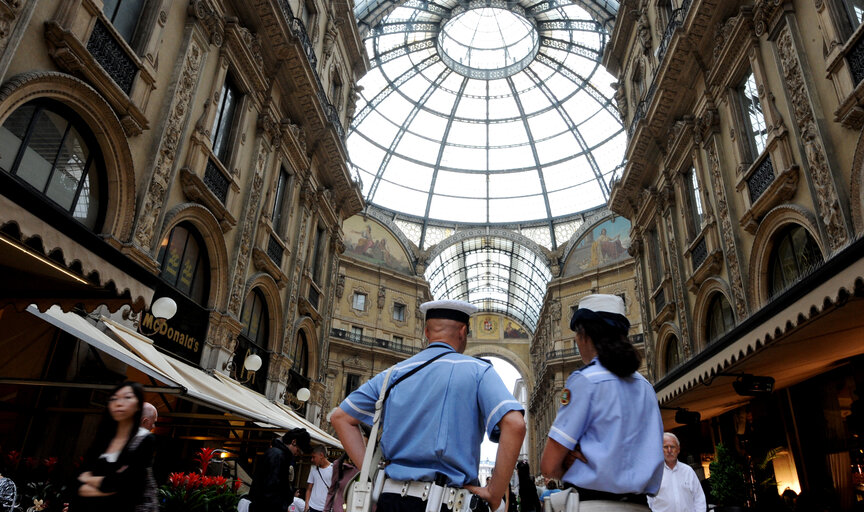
[564,217,631,276]
[503,320,529,339]
[344,217,413,274]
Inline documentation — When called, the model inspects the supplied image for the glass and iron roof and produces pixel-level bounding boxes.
[348,1,622,331]
[348,0,624,251]
[425,236,552,331]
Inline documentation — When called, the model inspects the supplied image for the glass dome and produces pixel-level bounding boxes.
[349,0,623,250]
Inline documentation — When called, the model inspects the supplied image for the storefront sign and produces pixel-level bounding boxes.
[148,287,209,365]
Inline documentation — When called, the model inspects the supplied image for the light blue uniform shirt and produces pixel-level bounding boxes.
[547,358,664,495]
[340,342,523,486]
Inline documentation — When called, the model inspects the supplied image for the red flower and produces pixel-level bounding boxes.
[42,457,59,472]
[233,479,242,491]
[168,472,185,488]
[194,447,217,474]
[185,472,201,490]
[24,456,38,469]
[6,450,20,466]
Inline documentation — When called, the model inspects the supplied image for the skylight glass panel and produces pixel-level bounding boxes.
[374,180,429,216]
[489,170,543,197]
[489,197,547,222]
[429,196,486,223]
[542,160,582,191]
[548,184,605,217]
[434,169,486,197]
[351,0,622,249]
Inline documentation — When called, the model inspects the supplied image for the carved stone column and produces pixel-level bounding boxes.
[282,179,316,355]
[775,24,850,253]
[318,232,344,385]
[227,130,274,318]
[701,119,749,319]
[657,186,692,358]
[628,234,655,381]
[131,35,205,259]
[201,310,243,371]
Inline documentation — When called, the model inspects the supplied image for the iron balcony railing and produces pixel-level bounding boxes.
[545,334,645,361]
[331,328,420,356]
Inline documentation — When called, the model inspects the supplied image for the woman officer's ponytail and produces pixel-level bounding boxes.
[577,318,640,377]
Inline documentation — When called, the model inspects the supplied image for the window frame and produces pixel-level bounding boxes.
[156,223,211,305]
[393,302,406,322]
[705,293,735,344]
[271,166,294,236]
[210,75,242,164]
[352,292,367,311]
[736,70,769,161]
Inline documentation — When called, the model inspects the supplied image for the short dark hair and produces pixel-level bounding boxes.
[311,445,327,455]
[283,427,311,452]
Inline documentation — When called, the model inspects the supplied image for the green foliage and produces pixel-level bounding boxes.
[709,444,748,507]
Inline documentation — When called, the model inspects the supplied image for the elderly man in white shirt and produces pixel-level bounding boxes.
[648,433,706,512]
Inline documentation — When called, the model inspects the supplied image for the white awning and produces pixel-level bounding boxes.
[26,305,182,388]
[103,319,341,447]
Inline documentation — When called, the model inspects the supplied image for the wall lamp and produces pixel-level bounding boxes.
[282,387,311,411]
[223,350,263,384]
[139,297,177,336]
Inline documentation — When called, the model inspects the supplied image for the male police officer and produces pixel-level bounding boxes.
[331,299,526,512]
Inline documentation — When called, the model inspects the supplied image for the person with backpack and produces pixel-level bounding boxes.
[249,428,311,512]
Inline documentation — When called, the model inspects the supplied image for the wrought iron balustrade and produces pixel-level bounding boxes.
[747,156,775,204]
[691,236,708,270]
[848,31,864,85]
[330,328,420,355]
[203,158,229,204]
[267,234,284,266]
[87,19,136,94]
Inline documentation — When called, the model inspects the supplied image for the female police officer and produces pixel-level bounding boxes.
[539,295,663,509]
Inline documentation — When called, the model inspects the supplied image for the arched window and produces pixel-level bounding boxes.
[294,330,309,377]
[234,289,270,393]
[664,336,680,375]
[156,223,210,304]
[0,101,105,230]
[705,293,735,344]
[769,225,823,298]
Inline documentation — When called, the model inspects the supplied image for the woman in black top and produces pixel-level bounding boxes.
[73,381,156,512]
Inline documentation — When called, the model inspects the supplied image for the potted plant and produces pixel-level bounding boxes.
[709,444,748,511]
[158,448,242,512]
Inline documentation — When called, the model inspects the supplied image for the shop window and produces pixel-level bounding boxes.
[769,225,824,298]
[271,166,293,235]
[705,293,735,344]
[235,289,270,393]
[101,0,146,43]
[664,336,681,374]
[353,292,367,311]
[686,167,704,238]
[210,76,241,163]
[393,303,406,322]
[345,373,360,398]
[739,71,768,158]
[0,101,105,230]
[157,223,210,304]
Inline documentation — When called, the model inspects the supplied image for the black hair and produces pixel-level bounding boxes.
[574,317,640,377]
[283,427,311,452]
[516,461,541,512]
[87,381,145,459]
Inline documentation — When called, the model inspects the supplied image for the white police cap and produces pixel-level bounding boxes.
[419,299,478,325]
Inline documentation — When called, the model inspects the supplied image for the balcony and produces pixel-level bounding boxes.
[331,328,420,356]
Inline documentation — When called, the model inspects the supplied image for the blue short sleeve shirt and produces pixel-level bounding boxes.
[547,359,664,495]
[339,343,524,485]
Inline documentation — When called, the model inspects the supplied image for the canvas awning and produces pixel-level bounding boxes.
[103,319,341,447]
[654,239,864,429]
[26,305,182,388]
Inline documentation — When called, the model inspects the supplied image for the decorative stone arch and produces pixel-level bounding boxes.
[851,125,864,236]
[291,315,320,382]
[655,322,683,378]
[242,272,284,353]
[748,205,825,309]
[464,344,534,393]
[0,71,136,241]
[159,203,230,311]
[691,277,736,352]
